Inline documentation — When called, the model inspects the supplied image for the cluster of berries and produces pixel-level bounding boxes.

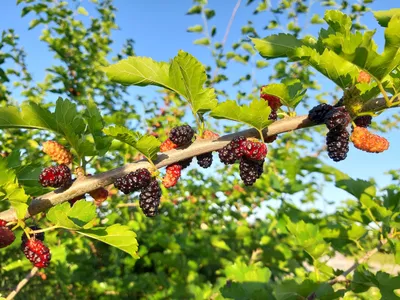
[160,126,217,189]
[219,136,267,186]
[38,141,108,206]
[114,168,161,217]
[0,221,51,268]
[309,99,389,161]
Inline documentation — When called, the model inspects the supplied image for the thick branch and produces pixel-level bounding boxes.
[0,115,312,222]
[0,96,396,223]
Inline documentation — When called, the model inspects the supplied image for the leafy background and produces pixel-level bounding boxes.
[0,0,399,299]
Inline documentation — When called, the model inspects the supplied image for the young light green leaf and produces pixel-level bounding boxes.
[135,135,161,161]
[187,24,203,33]
[373,9,400,27]
[261,80,307,109]
[251,34,303,59]
[286,220,330,259]
[103,125,160,161]
[210,99,273,132]
[324,10,352,34]
[291,46,358,89]
[77,6,89,16]
[77,224,139,258]
[193,37,210,46]
[0,159,29,219]
[46,201,97,230]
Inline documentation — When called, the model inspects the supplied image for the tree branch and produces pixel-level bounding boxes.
[6,267,38,300]
[329,238,388,285]
[0,96,396,223]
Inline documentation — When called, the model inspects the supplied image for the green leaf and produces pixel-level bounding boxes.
[0,159,29,219]
[260,80,307,108]
[46,201,97,230]
[251,34,303,59]
[373,9,400,27]
[291,46,358,89]
[274,280,344,300]
[204,8,215,20]
[210,99,273,132]
[101,51,217,114]
[187,24,203,33]
[211,237,231,251]
[83,101,112,155]
[77,6,88,16]
[324,10,352,34]
[77,224,139,258]
[0,101,57,131]
[170,50,217,113]
[310,14,324,24]
[352,266,400,300]
[186,5,202,15]
[193,37,210,46]
[286,220,329,259]
[103,125,160,161]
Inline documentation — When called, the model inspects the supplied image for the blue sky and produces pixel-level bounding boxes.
[1,1,399,207]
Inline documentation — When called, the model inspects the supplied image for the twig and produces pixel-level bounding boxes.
[6,267,39,300]
[0,96,395,223]
[211,0,242,81]
[329,238,387,285]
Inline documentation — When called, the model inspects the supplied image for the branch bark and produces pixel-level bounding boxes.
[0,96,396,222]
[6,267,38,300]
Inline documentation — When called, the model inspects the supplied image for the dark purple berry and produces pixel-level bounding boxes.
[169,125,195,147]
[308,103,333,124]
[197,152,213,168]
[114,168,151,194]
[218,136,246,165]
[139,180,162,217]
[354,116,372,128]
[325,107,351,130]
[326,128,349,162]
[239,157,264,186]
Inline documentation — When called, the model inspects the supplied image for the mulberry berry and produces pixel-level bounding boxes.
[162,164,182,188]
[139,180,162,217]
[218,136,246,165]
[325,107,351,130]
[160,138,178,152]
[114,168,151,194]
[261,87,282,110]
[357,71,371,83]
[334,98,344,107]
[269,110,278,121]
[0,219,6,227]
[42,141,73,164]
[90,187,109,206]
[242,139,267,161]
[169,125,195,146]
[354,116,372,128]
[265,135,278,143]
[326,128,350,162]
[203,130,219,139]
[178,157,193,169]
[351,127,389,153]
[239,157,264,186]
[308,103,333,124]
[21,226,45,245]
[0,226,15,248]
[22,239,51,268]
[197,152,213,168]
[39,164,72,188]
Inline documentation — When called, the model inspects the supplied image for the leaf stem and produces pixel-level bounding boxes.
[257,129,265,143]
[376,80,391,107]
[31,225,60,234]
